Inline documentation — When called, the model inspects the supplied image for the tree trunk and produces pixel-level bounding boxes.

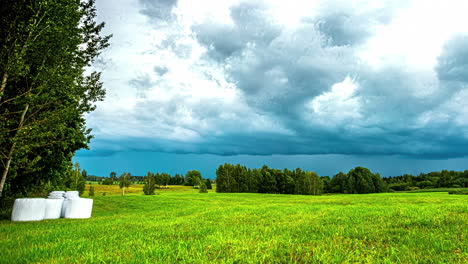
[0,72,7,102]
[0,143,15,197]
[0,103,29,197]
[122,187,125,196]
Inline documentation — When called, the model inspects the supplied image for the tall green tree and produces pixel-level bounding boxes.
[0,0,111,197]
[215,164,227,192]
[347,167,375,194]
[296,171,323,195]
[161,173,171,187]
[260,166,277,194]
[119,172,131,196]
[143,172,156,195]
[109,171,117,183]
[330,172,347,193]
[186,170,202,187]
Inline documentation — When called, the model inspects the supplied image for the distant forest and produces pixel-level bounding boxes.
[85,164,468,195]
[384,170,468,190]
[215,164,467,194]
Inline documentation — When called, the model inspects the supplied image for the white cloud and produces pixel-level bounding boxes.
[357,0,468,70]
[307,76,362,128]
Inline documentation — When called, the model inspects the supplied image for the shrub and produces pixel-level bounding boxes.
[101,178,114,185]
[199,183,208,193]
[89,186,95,196]
[205,179,212,190]
[388,183,409,191]
[448,190,468,195]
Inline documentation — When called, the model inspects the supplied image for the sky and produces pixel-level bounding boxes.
[75,0,468,178]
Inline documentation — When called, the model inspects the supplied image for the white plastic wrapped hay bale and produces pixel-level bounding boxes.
[11,198,46,222]
[64,191,79,199]
[61,199,69,218]
[48,191,65,199]
[64,198,93,219]
[44,199,64,219]
[61,191,80,217]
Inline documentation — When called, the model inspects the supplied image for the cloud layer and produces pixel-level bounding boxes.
[85,0,468,158]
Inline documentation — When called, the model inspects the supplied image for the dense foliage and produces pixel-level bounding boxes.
[142,170,207,194]
[0,0,110,197]
[216,164,386,195]
[383,170,468,191]
[216,164,323,195]
[199,181,208,193]
[142,172,171,195]
[185,170,202,187]
[86,173,201,186]
[327,167,385,194]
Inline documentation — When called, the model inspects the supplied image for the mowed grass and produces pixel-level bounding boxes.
[0,186,467,264]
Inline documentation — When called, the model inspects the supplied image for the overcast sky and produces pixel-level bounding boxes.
[75,0,468,178]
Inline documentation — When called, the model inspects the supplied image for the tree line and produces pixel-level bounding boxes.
[216,164,386,195]
[383,170,468,191]
[86,170,213,187]
[142,170,212,195]
[217,164,468,195]
[80,165,468,196]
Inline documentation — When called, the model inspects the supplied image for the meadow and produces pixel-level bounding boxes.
[0,185,467,263]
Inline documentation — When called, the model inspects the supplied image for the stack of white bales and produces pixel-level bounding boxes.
[11,190,93,221]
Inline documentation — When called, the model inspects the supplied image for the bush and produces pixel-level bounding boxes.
[388,183,409,191]
[448,190,468,195]
[205,179,212,190]
[89,186,95,196]
[199,183,208,193]
[101,178,114,185]
[0,197,15,220]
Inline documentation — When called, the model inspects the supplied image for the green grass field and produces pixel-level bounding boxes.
[1,186,467,263]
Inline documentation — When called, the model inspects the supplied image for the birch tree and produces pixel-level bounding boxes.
[119,172,131,196]
[0,0,111,196]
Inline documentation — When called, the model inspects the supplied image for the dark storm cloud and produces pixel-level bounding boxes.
[194,2,355,121]
[186,2,468,158]
[89,0,468,159]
